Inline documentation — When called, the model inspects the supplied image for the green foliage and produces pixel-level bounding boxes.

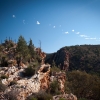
[51,60,61,74]
[28,98,37,100]
[46,45,100,75]
[78,98,88,100]
[16,35,30,59]
[10,80,17,86]
[1,74,8,79]
[50,80,60,95]
[4,90,18,100]
[28,39,35,57]
[24,66,36,76]
[1,56,8,67]
[51,66,61,72]
[59,98,66,100]
[52,60,56,67]
[27,91,52,100]
[0,81,7,92]
[26,96,37,100]
[66,70,100,100]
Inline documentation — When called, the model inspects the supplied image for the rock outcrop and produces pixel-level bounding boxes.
[56,72,66,94]
[0,64,51,100]
[45,48,69,71]
[0,63,77,100]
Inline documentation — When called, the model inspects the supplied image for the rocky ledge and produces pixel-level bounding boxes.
[0,64,77,100]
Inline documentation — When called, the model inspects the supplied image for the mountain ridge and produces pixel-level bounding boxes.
[45,44,100,76]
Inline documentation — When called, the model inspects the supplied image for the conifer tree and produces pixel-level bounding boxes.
[28,38,35,57]
[16,35,29,58]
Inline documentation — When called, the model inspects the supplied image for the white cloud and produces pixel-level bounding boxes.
[72,30,74,32]
[90,38,96,40]
[12,15,16,18]
[85,37,97,40]
[76,32,80,34]
[80,35,88,37]
[37,21,40,25]
[65,31,69,34]
[53,26,56,28]
[23,20,25,24]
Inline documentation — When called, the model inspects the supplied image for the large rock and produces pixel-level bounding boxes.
[56,72,66,93]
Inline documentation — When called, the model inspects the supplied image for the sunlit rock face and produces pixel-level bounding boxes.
[0,63,77,100]
[63,50,69,71]
[1,64,51,100]
[56,72,66,94]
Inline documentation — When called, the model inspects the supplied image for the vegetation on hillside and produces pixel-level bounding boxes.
[0,36,42,68]
[0,36,100,100]
[46,45,100,76]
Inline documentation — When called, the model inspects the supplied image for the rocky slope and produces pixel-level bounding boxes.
[45,45,100,75]
[0,64,77,100]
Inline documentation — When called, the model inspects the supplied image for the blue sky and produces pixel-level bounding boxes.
[0,0,100,53]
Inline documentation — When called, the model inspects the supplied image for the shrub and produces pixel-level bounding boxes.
[4,90,18,100]
[27,91,52,100]
[67,71,100,100]
[26,97,37,100]
[0,81,7,92]
[24,66,35,77]
[78,98,88,100]
[35,91,52,100]
[50,80,60,95]
[1,74,8,79]
[9,80,17,86]
[59,98,66,100]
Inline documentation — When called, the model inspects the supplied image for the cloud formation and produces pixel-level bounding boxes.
[23,20,25,24]
[12,15,16,18]
[80,35,88,37]
[53,26,56,28]
[76,32,80,34]
[65,31,69,34]
[85,37,96,40]
[37,21,40,25]
[72,30,74,32]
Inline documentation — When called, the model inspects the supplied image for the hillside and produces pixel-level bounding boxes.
[0,36,78,100]
[45,45,100,76]
[0,37,100,100]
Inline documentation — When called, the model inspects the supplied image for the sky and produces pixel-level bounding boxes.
[0,0,100,53]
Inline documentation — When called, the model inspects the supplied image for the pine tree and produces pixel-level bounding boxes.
[28,38,35,57]
[16,35,29,58]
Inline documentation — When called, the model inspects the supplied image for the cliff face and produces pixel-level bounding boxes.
[45,45,100,74]
[46,48,69,71]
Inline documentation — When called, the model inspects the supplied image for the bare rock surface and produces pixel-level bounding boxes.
[0,64,51,100]
[0,64,77,100]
